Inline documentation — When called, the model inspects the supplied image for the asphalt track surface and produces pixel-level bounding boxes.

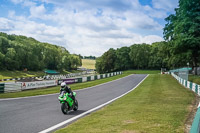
[0,74,147,133]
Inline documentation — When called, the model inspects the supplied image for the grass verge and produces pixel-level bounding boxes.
[189,75,200,85]
[0,70,83,80]
[0,70,159,98]
[54,74,196,133]
[127,69,160,74]
[0,71,45,80]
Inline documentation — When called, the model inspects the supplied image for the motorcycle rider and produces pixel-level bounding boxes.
[60,82,75,101]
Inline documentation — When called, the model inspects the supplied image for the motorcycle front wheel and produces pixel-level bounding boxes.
[61,103,68,114]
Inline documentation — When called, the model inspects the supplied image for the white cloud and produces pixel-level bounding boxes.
[0,18,14,31]
[152,0,178,12]
[3,0,176,56]
[142,35,163,44]
[30,4,46,18]
[8,10,16,18]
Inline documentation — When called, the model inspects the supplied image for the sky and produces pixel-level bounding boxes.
[0,0,178,56]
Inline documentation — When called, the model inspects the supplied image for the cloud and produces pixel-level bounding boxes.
[152,0,179,12]
[142,35,163,44]
[30,4,46,18]
[4,0,176,56]
[0,18,14,31]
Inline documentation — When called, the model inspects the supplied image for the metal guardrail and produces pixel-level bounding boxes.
[190,104,200,133]
[171,72,200,133]
[0,71,122,93]
[0,72,88,82]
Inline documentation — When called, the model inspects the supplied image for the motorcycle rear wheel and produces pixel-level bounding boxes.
[61,103,68,114]
[73,99,78,111]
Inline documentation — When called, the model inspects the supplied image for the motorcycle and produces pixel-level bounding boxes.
[58,91,78,114]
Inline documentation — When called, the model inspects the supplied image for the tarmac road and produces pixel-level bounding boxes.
[0,74,147,133]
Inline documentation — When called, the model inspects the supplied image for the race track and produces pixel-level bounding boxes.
[0,74,147,133]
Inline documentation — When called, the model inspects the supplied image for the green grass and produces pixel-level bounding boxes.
[189,75,200,85]
[126,70,160,74]
[54,74,195,133]
[81,59,96,69]
[0,71,45,80]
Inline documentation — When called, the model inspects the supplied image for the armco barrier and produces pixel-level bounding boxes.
[4,82,21,92]
[0,71,88,82]
[77,78,82,83]
[87,76,91,81]
[20,80,57,90]
[171,73,200,96]
[95,75,97,80]
[190,106,200,133]
[171,72,200,132]
[91,76,95,81]
[0,83,21,93]
[82,77,87,82]
[0,71,122,93]
[59,71,123,84]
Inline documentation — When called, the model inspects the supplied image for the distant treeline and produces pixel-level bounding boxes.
[96,0,200,74]
[80,56,96,60]
[0,32,82,71]
[95,42,200,74]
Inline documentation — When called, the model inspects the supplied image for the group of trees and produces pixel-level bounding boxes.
[96,0,200,74]
[96,40,199,74]
[0,32,82,71]
[95,42,177,73]
[81,56,96,60]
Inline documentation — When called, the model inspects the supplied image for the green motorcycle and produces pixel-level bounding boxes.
[58,91,78,114]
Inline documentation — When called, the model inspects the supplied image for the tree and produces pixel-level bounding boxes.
[95,57,104,73]
[115,47,131,71]
[164,0,200,74]
[129,44,151,69]
[148,42,163,69]
[0,52,5,70]
[70,54,82,70]
[95,48,116,73]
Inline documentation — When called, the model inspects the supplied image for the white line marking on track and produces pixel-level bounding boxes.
[0,74,134,101]
[38,74,149,133]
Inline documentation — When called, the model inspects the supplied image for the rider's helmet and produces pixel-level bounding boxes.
[61,82,66,89]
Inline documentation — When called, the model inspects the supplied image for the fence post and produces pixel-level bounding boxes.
[190,82,193,90]
[87,76,91,81]
[77,78,82,83]
[195,84,198,93]
[0,83,5,93]
[95,75,97,80]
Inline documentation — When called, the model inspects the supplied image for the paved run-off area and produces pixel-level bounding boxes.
[0,74,147,133]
